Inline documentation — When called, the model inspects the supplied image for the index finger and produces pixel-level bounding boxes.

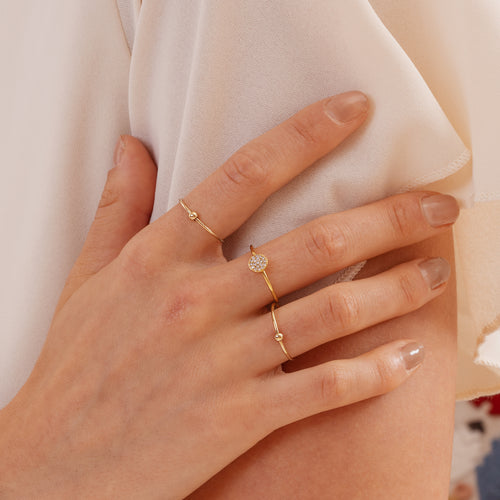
[150,91,369,257]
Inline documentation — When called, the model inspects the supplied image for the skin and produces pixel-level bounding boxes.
[188,232,456,499]
[0,91,458,499]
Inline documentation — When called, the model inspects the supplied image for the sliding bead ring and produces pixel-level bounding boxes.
[179,199,224,243]
[271,302,293,361]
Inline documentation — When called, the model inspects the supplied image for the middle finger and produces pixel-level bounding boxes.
[224,191,459,311]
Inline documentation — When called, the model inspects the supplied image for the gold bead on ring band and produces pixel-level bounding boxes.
[271,302,293,361]
[248,245,279,303]
[179,199,224,243]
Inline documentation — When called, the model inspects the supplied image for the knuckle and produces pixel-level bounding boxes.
[158,285,197,328]
[98,168,121,210]
[118,238,158,280]
[372,357,397,392]
[157,274,213,334]
[286,114,324,148]
[119,246,210,331]
[321,290,360,333]
[397,271,422,309]
[304,219,349,265]
[319,367,349,406]
[386,197,417,240]
[221,146,271,191]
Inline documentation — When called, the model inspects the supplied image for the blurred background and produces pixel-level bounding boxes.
[451,396,500,500]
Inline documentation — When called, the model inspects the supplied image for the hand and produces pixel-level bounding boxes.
[0,91,458,499]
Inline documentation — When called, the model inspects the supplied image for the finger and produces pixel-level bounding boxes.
[239,257,449,370]
[146,91,369,258]
[261,339,424,429]
[56,135,157,313]
[225,191,459,310]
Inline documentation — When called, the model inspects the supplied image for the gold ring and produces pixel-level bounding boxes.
[179,199,224,243]
[248,245,279,303]
[270,302,293,361]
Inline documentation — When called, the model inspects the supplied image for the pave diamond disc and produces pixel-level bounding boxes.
[248,253,268,272]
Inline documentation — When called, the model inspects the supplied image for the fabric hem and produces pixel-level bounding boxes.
[474,313,500,366]
[395,148,472,194]
[457,384,500,402]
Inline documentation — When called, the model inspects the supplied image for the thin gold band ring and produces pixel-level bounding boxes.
[179,199,224,243]
[248,245,279,303]
[271,302,293,361]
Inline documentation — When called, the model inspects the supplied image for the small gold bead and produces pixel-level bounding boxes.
[274,332,284,341]
[189,212,198,220]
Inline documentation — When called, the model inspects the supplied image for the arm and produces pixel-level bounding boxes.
[188,231,456,499]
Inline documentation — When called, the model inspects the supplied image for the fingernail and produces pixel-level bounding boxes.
[114,135,126,167]
[421,194,459,227]
[324,91,369,125]
[418,257,451,290]
[400,342,425,371]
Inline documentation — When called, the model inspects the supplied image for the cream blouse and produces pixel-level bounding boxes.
[0,0,499,407]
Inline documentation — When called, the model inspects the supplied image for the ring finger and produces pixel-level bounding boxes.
[234,257,450,371]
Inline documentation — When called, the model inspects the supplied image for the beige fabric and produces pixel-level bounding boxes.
[369,0,500,399]
[0,0,498,407]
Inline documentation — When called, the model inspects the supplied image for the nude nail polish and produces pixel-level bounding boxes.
[418,257,451,290]
[324,91,369,125]
[421,194,460,227]
[114,135,126,167]
[401,342,425,371]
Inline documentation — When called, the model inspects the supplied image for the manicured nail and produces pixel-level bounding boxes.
[421,194,459,227]
[113,135,126,167]
[324,91,369,125]
[400,342,425,371]
[418,257,451,290]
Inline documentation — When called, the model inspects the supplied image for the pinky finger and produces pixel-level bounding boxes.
[264,340,424,428]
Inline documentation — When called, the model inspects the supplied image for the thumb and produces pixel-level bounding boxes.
[56,135,157,312]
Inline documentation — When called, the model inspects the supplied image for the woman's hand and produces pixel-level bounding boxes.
[0,91,458,499]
